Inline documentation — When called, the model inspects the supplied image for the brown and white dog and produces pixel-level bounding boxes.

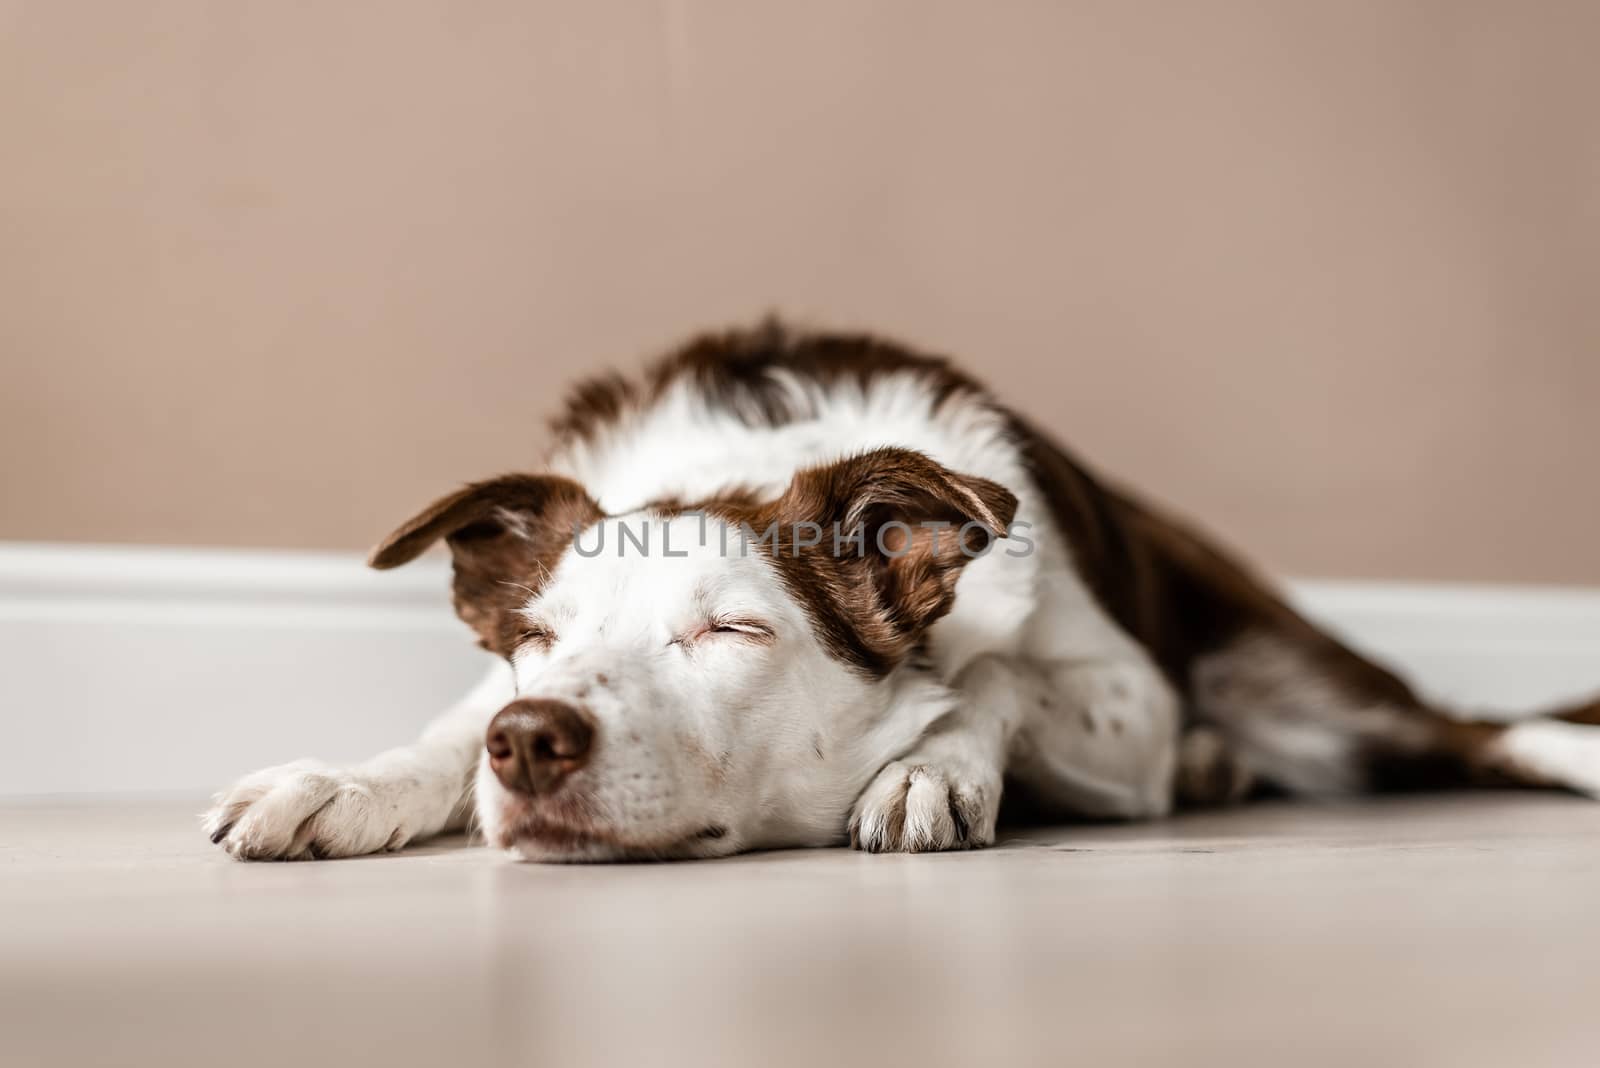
[205,321,1600,861]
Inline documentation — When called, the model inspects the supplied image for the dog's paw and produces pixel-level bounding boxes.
[203,760,412,861]
[848,760,999,853]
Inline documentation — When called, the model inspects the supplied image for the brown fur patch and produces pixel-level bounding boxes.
[706,447,1017,676]
[646,318,983,426]
[369,474,603,655]
[547,371,638,445]
[1009,414,1421,704]
[547,318,985,452]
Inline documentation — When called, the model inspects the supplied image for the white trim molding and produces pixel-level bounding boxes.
[2,542,1598,796]
[0,543,485,797]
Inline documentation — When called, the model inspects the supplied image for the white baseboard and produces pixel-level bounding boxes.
[0,543,487,797]
[3,542,1598,797]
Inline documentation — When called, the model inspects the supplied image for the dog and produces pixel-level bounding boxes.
[204,320,1600,861]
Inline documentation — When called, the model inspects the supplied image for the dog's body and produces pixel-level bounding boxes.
[206,323,1600,861]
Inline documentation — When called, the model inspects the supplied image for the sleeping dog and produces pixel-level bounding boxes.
[205,321,1600,861]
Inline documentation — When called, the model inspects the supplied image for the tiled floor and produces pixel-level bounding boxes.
[4,795,1598,1067]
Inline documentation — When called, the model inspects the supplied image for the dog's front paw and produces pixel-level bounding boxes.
[203,760,412,861]
[848,760,999,853]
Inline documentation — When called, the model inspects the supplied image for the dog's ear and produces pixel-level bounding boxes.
[369,474,602,655]
[771,448,1018,672]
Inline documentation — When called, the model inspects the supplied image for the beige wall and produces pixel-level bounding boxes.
[2,2,1597,583]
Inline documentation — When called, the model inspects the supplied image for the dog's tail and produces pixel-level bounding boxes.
[1549,697,1600,727]
[1456,694,1600,798]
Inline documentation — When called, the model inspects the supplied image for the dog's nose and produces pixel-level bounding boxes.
[486,699,596,795]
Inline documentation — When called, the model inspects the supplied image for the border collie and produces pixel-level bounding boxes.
[205,321,1600,861]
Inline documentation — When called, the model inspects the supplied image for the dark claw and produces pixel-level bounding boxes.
[951,804,970,844]
[210,823,233,844]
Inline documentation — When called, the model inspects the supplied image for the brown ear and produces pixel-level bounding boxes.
[369,474,602,654]
[769,447,1018,674]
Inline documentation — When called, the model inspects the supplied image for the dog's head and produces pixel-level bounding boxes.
[371,448,1016,861]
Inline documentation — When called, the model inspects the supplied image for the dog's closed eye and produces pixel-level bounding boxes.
[519,623,557,651]
[675,618,776,647]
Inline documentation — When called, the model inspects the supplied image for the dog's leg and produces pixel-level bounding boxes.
[1004,657,1183,820]
[1174,724,1256,807]
[848,656,1029,852]
[203,662,511,860]
[1191,628,1600,798]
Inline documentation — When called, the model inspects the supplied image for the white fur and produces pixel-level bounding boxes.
[207,369,1179,860]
